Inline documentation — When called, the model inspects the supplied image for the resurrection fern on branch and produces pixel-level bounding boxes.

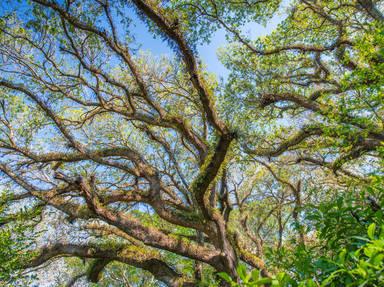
[0,0,382,286]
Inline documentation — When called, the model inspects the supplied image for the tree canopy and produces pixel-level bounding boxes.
[0,0,383,286]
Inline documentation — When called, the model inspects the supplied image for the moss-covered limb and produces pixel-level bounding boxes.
[30,0,207,160]
[191,133,236,220]
[102,180,205,232]
[258,92,323,111]
[0,80,85,153]
[0,163,94,220]
[27,243,193,287]
[0,160,206,243]
[6,146,142,165]
[246,121,382,171]
[79,178,224,267]
[83,222,143,246]
[332,139,383,172]
[218,169,232,222]
[244,126,323,157]
[4,148,201,232]
[295,156,369,181]
[87,259,111,283]
[32,0,165,116]
[186,134,239,278]
[257,90,384,143]
[233,233,271,279]
[129,0,228,135]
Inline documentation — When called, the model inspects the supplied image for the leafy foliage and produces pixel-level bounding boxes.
[0,201,37,286]
[0,0,382,286]
[220,179,384,286]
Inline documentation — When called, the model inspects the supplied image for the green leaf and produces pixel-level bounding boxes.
[251,269,260,282]
[236,264,247,281]
[338,248,347,263]
[217,272,232,283]
[368,223,376,240]
[255,278,272,285]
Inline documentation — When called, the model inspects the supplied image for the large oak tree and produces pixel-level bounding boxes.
[0,0,382,286]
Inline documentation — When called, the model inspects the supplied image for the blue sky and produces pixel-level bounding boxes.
[197,12,287,78]
[0,0,289,79]
[128,2,290,80]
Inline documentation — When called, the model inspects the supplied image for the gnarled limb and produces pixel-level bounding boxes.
[28,243,193,287]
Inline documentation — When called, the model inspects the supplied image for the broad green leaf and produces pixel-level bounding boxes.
[368,224,376,240]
